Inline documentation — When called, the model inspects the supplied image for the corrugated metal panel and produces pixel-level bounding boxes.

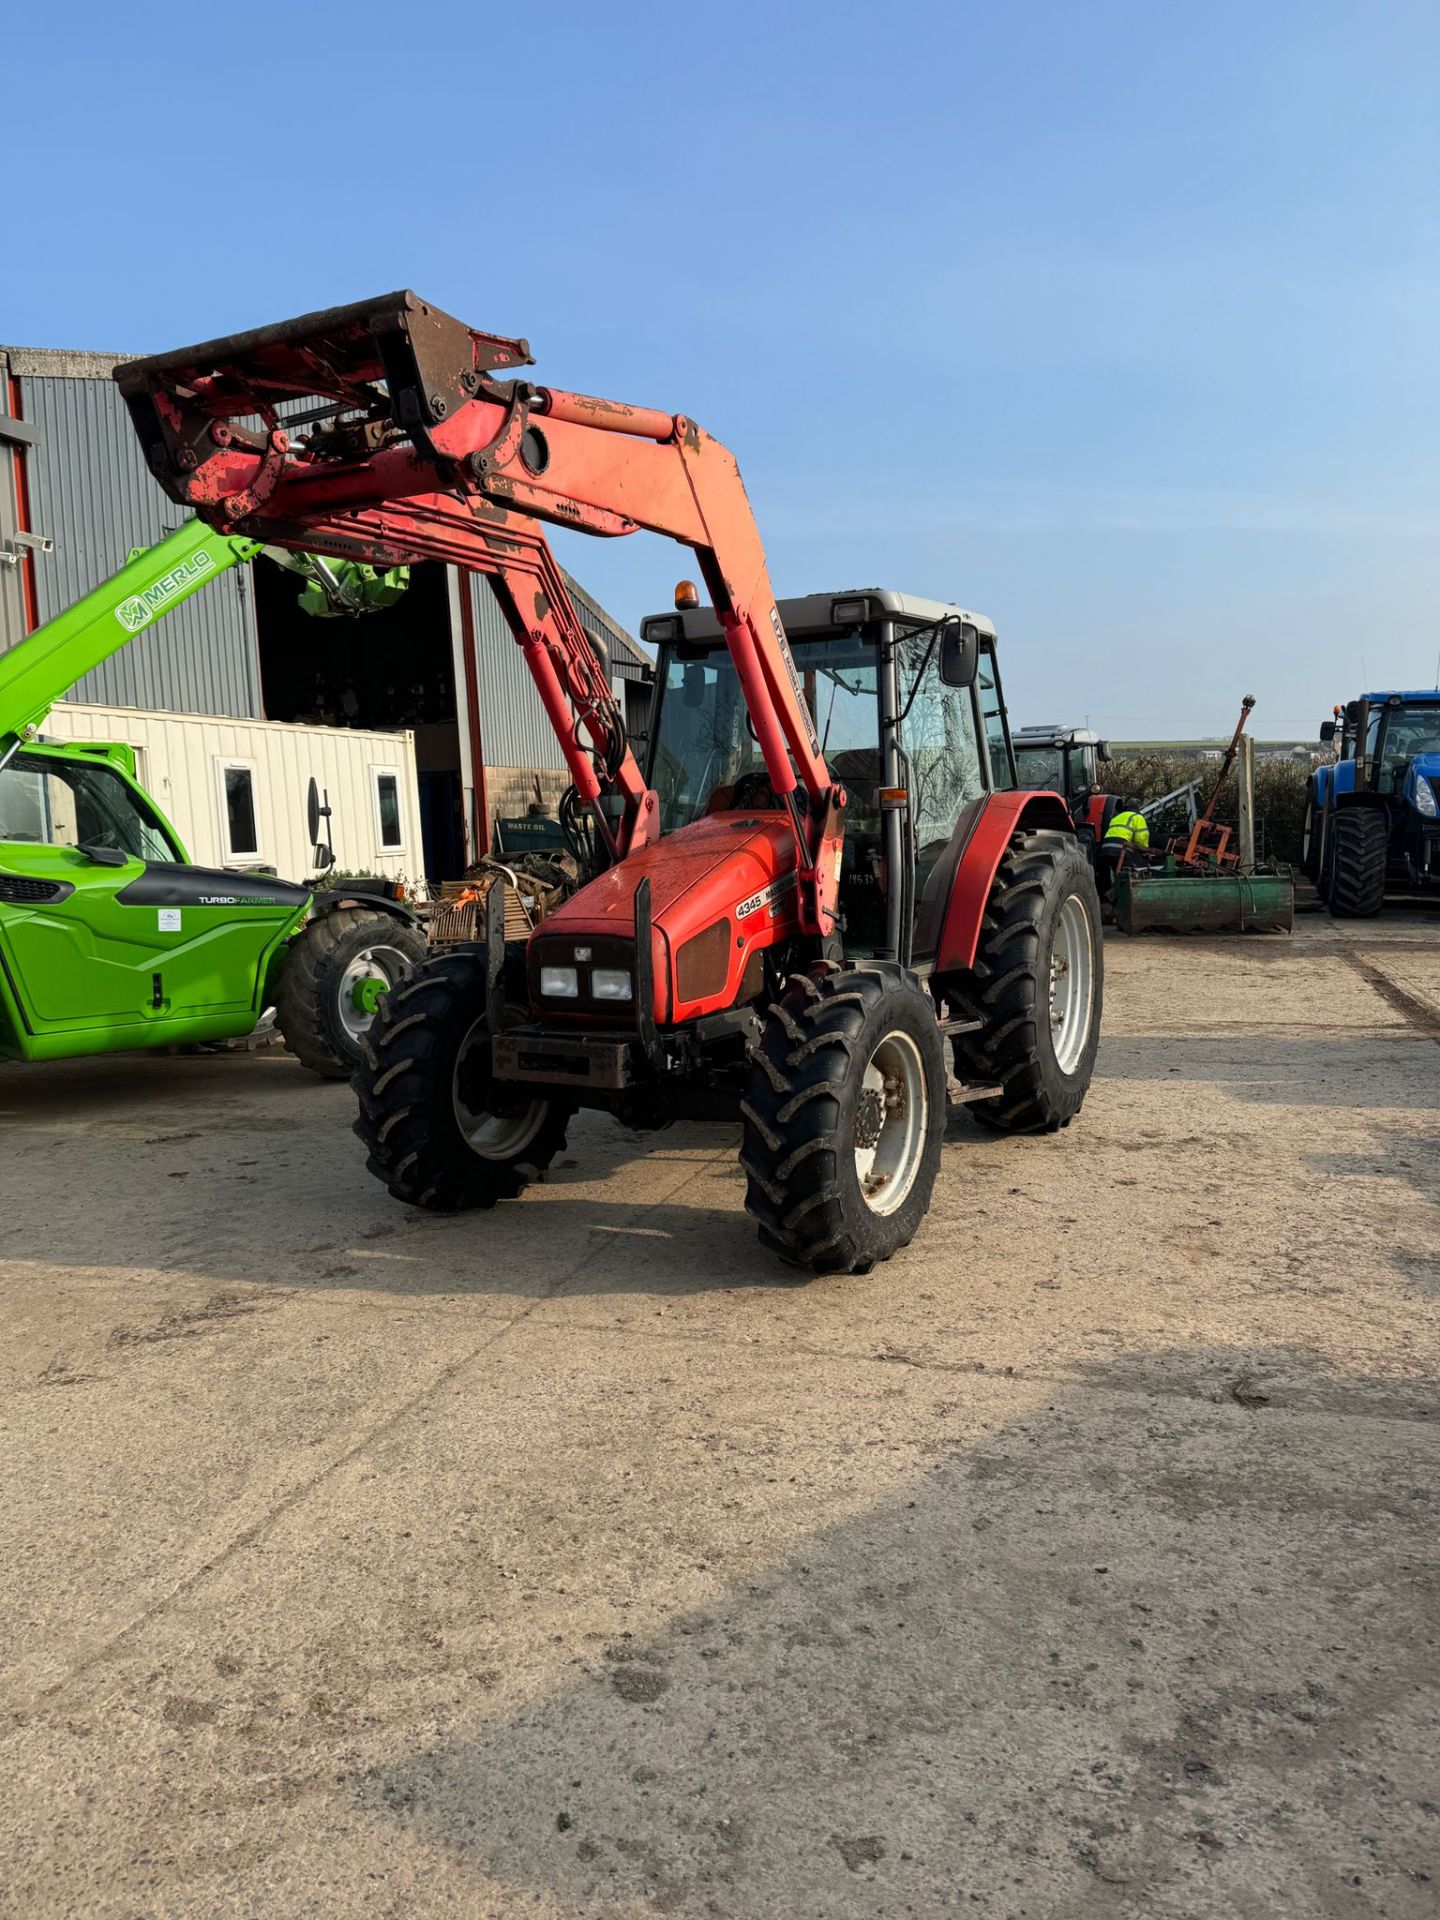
[15,374,264,718]
[467,571,651,769]
[45,702,423,884]
[468,573,567,771]
[561,567,651,680]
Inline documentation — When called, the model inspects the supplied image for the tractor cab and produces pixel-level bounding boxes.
[1011,725,1116,846]
[640,590,1018,966]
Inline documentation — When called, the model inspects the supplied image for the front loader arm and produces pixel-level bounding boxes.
[115,292,843,934]
[0,517,258,764]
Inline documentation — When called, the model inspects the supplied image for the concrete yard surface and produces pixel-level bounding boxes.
[2,914,1437,1918]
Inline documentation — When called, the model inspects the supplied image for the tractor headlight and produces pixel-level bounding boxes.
[1415,778,1438,819]
[539,965,580,998]
[591,967,634,1002]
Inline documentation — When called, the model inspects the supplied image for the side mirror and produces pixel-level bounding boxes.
[1097,739,1112,764]
[306,775,335,869]
[1319,721,1336,744]
[938,620,979,689]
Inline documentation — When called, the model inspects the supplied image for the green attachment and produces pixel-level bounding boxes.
[350,973,387,1016]
[1115,869,1295,935]
[298,559,409,619]
[0,518,259,758]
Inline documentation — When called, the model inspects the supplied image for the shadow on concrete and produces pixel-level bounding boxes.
[1097,1033,1437,1109]
[341,1342,1438,1919]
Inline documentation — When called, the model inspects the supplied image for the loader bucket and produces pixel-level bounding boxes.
[1115,870,1295,935]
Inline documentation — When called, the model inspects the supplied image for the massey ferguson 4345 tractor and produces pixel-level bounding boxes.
[117,292,1102,1273]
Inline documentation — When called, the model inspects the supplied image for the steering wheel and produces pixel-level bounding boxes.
[730,769,781,810]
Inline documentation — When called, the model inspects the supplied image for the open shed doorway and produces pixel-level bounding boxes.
[253,558,466,885]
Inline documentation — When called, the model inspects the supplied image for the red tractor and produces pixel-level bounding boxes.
[118,293,1102,1275]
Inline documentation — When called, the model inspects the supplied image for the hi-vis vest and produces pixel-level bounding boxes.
[1105,809,1150,848]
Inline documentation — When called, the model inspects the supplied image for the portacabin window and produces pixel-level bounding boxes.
[372,767,404,851]
[216,759,260,861]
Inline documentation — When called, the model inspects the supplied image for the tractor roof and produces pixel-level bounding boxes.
[642,590,997,649]
[1013,724,1104,748]
[1361,690,1440,705]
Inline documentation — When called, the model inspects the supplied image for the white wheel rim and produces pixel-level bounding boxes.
[1049,895,1095,1075]
[452,1016,548,1160]
[853,1028,927,1217]
[336,945,409,1041]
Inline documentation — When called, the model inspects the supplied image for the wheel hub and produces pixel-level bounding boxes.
[336,946,406,1040]
[1047,895,1095,1075]
[350,975,386,1016]
[854,1086,886,1150]
[852,1032,927,1217]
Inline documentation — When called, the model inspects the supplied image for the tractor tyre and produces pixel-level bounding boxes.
[353,947,574,1211]
[1300,780,1323,883]
[741,961,947,1276]
[947,829,1102,1134]
[1327,808,1388,918]
[275,906,427,1080]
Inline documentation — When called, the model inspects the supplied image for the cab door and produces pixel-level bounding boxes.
[0,749,296,1042]
[893,626,989,920]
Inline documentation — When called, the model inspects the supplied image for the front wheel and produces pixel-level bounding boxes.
[741,961,947,1276]
[947,828,1103,1133]
[1327,808,1388,918]
[274,906,427,1079]
[353,949,573,1210]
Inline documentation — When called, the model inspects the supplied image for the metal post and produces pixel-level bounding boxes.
[1238,734,1255,870]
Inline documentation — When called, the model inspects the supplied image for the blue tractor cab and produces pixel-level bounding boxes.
[1303,691,1440,915]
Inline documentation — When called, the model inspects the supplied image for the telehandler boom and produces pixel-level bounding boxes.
[0,518,258,768]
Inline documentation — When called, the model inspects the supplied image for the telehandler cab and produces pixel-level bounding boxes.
[0,519,425,1073]
[117,291,1102,1273]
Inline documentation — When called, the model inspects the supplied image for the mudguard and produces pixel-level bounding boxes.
[310,885,419,927]
[920,790,1073,974]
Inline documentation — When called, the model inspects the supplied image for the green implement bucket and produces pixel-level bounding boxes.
[1115,869,1295,935]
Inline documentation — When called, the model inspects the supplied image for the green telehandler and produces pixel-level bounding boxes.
[0,519,426,1074]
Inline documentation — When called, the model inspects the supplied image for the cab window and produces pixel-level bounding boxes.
[978,651,1015,787]
[0,753,178,862]
[895,626,986,863]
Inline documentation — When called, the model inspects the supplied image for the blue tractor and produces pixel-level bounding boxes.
[1303,691,1440,916]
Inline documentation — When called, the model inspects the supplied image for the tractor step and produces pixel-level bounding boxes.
[947,1079,1004,1106]
[937,1014,984,1036]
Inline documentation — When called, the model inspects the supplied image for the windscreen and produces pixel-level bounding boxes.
[1377,703,1440,777]
[0,753,179,862]
[1014,743,1063,792]
[649,633,883,834]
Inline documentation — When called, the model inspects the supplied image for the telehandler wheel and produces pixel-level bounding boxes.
[353,948,574,1211]
[741,962,947,1277]
[275,906,427,1079]
[1326,808,1388,918]
[948,828,1102,1134]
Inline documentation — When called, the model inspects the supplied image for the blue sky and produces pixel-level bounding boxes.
[5,0,1437,736]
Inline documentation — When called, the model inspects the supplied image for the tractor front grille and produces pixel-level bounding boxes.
[0,875,70,904]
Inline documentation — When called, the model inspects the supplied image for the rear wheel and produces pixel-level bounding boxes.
[275,906,427,1079]
[947,828,1102,1133]
[741,962,947,1276]
[353,948,574,1210]
[1327,808,1388,918]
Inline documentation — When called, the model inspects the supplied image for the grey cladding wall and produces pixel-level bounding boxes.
[14,373,263,717]
[468,569,648,769]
